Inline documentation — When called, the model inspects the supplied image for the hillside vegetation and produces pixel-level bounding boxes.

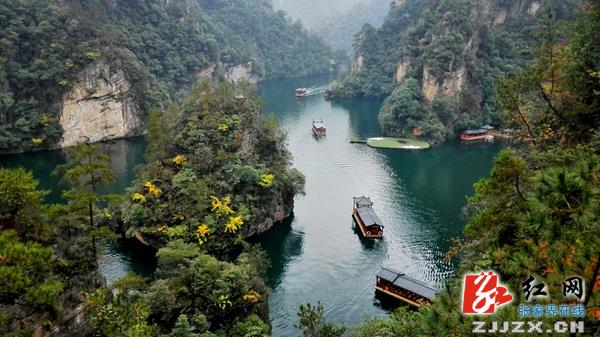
[332,0,580,143]
[0,0,334,153]
[1,80,305,336]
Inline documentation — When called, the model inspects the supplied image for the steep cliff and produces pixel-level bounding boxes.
[332,0,581,142]
[59,62,143,147]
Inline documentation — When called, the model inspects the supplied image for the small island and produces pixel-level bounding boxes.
[351,137,430,150]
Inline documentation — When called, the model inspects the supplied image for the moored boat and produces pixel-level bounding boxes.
[460,128,494,141]
[375,267,437,308]
[352,196,384,238]
[312,118,326,136]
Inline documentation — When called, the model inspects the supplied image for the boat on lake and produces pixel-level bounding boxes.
[375,267,437,308]
[295,88,308,97]
[460,128,494,141]
[352,196,384,238]
[312,118,326,136]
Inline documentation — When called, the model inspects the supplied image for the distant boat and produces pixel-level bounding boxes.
[295,88,308,97]
[352,196,384,238]
[312,118,326,136]
[375,267,437,308]
[460,129,494,141]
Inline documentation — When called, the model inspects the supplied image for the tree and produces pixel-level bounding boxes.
[0,167,48,240]
[296,303,345,337]
[55,142,114,258]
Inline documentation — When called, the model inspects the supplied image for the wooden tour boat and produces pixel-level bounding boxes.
[352,196,384,238]
[460,128,494,141]
[375,267,438,308]
[295,88,308,97]
[312,118,326,136]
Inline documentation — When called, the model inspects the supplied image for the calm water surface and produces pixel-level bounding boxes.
[257,76,502,336]
[0,75,502,335]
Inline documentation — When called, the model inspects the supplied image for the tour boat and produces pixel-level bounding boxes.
[352,196,384,238]
[312,118,326,136]
[375,267,437,308]
[460,129,494,141]
[295,88,308,97]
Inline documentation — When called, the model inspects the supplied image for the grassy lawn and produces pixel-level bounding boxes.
[366,137,430,149]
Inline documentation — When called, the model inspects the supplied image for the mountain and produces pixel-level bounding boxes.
[273,0,369,29]
[315,0,391,52]
[331,0,581,143]
[0,0,335,154]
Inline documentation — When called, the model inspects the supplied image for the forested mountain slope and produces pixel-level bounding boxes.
[0,0,334,153]
[332,0,581,143]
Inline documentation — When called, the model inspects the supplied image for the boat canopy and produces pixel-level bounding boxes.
[481,124,495,130]
[376,267,438,300]
[313,119,326,129]
[353,196,373,208]
[463,129,488,135]
[356,206,384,228]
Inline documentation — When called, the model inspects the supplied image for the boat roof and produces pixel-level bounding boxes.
[353,196,373,207]
[463,129,487,134]
[376,267,438,300]
[481,124,495,130]
[356,206,384,228]
[296,88,307,91]
[313,123,326,129]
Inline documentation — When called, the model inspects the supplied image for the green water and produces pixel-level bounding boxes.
[257,76,503,336]
[0,76,502,336]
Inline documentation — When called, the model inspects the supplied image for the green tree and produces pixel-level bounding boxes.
[0,167,48,240]
[296,303,345,337]
[56,143,114,258]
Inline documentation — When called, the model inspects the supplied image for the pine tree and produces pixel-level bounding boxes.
[55,142,114,258]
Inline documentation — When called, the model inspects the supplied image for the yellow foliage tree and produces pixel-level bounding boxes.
[196,224,211,244]
[243,290,261,303]
[144,181,161,197]
[258,173,275,188]
[171,154,187,166]
[224,215,244,233]
[131,193,146,204]
[210,195,234,218]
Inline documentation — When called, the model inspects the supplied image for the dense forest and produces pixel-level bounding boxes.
[300,1,600,335]
[1,80,305,336]
[332,0,581,143]
[0,0,335,154]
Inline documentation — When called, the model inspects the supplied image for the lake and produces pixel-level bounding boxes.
[0,75,502,336]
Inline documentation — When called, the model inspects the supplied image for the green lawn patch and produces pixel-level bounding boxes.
[366,137,430,150]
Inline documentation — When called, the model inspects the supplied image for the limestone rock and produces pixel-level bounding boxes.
[59,61,143,148]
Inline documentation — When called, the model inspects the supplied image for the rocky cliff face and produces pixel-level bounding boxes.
[59,62,144,148]
[410,0,541,104]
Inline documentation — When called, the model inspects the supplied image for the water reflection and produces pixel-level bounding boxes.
[252,215,304,288]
